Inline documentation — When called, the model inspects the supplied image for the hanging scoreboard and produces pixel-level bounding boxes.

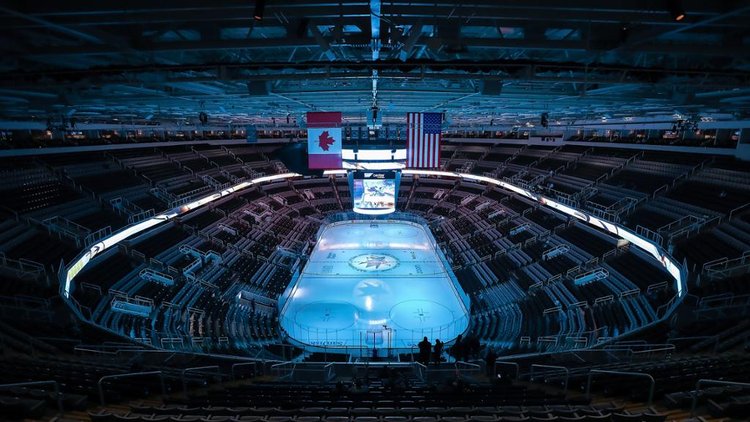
[349,171,400,215]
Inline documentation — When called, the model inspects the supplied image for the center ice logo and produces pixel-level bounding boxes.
[348,253,399,272]
[360,255,388,269]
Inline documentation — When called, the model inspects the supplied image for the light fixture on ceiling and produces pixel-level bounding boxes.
[253,0,265,21]
[667,0,686,21]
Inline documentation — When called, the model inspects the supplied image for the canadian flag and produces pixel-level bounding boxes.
[307,112,342,169]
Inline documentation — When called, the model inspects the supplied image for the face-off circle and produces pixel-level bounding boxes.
[348,253,400,272]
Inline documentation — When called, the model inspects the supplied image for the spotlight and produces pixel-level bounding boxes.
[619,23,630,43]
[253,0,265,21]
[667,0,686,21]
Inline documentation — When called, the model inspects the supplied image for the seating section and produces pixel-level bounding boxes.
[75,374,684,422]
[1,141,749,421]
[46,140,748,359]
[398,176,673,354]
[440,145,750,273]
[520,346,750,419]
[68,173,342,356]
[0,349,252,419]
[1,143,746,357]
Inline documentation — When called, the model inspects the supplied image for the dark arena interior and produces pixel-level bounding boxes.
[1,1,750,421]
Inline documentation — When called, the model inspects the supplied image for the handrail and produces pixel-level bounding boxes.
[324,362,336,381]
[455,361,481,376]
[414,362,426,382]
[668,336,719,354]
[728,202,750,221]
[74,346,119,355]
[652,183,669,198]
[98,371,165,405]
[603,342,675,352]
[35,336,82,345]
[181,365,221,395]
[494,361,519,380]
[231,362,258,380]
[0,380,63,414]
[586,370,655,406]
[271,361,296,380]
[530,364,569,395]
[630,344,675,355]
[690,379,750,416]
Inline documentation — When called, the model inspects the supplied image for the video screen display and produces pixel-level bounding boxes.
[351,171,398,215]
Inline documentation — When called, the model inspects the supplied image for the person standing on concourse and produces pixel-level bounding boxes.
[433,339,444,366]
[418,336,432,366]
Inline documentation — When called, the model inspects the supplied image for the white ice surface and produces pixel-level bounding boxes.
[280,221,469,349]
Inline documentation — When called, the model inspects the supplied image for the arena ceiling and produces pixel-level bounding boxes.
[1,0,749,127]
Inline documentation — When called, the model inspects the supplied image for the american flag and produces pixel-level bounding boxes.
[406,112,442,168]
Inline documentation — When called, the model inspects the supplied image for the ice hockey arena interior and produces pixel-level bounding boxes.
[1,1,750,421]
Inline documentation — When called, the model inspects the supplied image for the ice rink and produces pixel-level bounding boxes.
[279,220,470,351]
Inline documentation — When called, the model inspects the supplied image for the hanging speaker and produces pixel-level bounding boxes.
[481,80,503,96]
[296,18,310,38]
[541,112,549,128]
[247,81,269,96]
[368,107,382,128]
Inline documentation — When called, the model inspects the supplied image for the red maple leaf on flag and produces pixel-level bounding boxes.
[318,130,335,151]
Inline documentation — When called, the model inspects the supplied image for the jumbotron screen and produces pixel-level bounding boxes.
[350,171,399,215]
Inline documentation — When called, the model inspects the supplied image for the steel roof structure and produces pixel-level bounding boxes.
[1,0,749,127]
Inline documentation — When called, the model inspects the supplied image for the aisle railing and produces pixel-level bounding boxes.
[98,371,165,406]
[691,379,750,416]
[0,381,63,415]
[586,369,655,406]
